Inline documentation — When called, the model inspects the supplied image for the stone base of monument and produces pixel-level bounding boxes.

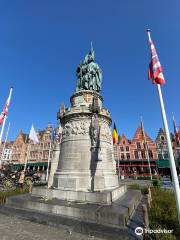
[31,184,127,205]
[0,187,141,240]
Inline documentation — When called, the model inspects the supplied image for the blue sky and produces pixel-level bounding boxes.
[0,0,179,141]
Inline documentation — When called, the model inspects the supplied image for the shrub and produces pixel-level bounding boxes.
[149,188,180,239]
[0,188,29,204]
[137,176,158,180]
[152,180,162,188]
[141,187,149,195]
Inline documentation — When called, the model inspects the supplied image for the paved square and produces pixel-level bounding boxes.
[0,214,102,240]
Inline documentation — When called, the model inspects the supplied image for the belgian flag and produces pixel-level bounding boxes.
[113,123,118,144]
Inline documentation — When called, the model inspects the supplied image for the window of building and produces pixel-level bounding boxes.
[143,142,147,150]
[126,153,130,159]
[148,150,153,159]
[123,141,126,145]
[134,151,139,159]
[141,151,146,159]
[121,154,125,160]
[126,146,129,151]
[45,135,49,140]
[136,142,141,149]
[161,136,165,141]
[120,147,124,152]
[158,154,163,159]
[176,151,180,158]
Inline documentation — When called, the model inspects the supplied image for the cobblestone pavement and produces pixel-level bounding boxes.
[0,214,103,240]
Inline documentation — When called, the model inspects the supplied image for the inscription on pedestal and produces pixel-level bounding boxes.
[60,179,76,189]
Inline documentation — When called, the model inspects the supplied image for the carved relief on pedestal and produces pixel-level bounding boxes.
[62,119,90,139]
[100,121,112,143]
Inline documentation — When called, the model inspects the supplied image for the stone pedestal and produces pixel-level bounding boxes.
[53,90,119,194]
[32,185,126,205]
[48,142,61,188]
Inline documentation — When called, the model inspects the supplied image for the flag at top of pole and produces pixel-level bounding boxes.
[0,87,13,125]
[147,30,165,85]
[146,29,180,224]
[29,124,39,144]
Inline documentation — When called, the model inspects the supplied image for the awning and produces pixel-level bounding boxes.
[177,158,180,166]
[12,162,48,167]
[26,162,48,167]
[157,159,170,168]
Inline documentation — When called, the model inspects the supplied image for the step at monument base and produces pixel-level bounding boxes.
[32,184,127,205]
[1,189,141,231]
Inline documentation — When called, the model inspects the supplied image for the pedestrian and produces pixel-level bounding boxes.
[18,171,25,188]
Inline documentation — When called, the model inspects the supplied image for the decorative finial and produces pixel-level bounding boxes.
[91,41,93,50]
[146,29,151,41]
[90,41,94,59]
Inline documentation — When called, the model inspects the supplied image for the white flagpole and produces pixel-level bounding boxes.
[1,122,10,163]
[157,84,180,223]
[46,141,52,182]
[0,87,13,147]
[0,116,7,147]
[118,153,120,182]
[24,141,30,171]
[141,117,152,180]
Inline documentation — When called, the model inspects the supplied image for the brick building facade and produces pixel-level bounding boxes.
[131,127,158,160]
[155,128,169,159]
[114,126,158,177]
[0,123,55,171]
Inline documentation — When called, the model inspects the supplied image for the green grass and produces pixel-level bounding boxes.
[128,183,179,239]
[149,188,180,239]
[0,188,29,204]
[128,183,149,195]
[137,176,158,180]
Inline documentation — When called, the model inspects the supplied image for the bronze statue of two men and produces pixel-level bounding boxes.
[76,47,102,93]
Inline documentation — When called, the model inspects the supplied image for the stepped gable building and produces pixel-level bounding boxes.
[113,126,158,177]
[155,127,180,160]
[131,127,158,160]
[114,134,132,161]
[0,141,13,164]
[171,131,180,160]
[155,128,168,159]
[28,123,53,167]
[11,131,28,164]
[1,123,54,171]
[155,128,180,174]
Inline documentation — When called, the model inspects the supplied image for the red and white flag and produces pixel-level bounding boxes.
[147,30,165,85]
[0,87,13,126]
